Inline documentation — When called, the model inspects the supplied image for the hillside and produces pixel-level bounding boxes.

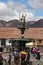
[0,19,43,28]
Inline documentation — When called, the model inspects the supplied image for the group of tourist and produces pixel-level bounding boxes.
[13,48,30,65]
[13,47,41,65]
[0,47,41,65]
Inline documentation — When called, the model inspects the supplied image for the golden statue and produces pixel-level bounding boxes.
[20,15,26,27]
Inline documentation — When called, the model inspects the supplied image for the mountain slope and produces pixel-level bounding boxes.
[0,19,43,28]
[31,19,43,27]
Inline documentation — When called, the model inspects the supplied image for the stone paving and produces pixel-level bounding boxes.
[3,53,43,65]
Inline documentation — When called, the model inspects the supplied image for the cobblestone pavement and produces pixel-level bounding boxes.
[3,53,43,65]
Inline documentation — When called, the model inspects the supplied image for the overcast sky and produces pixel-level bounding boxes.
[0,0,43,21]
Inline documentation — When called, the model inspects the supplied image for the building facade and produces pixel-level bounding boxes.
[0,28,43,46]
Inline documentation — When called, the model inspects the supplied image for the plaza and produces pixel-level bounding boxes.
[3,52,43,65]
[0,15,43,65]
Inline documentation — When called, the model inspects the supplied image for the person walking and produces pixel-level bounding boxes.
[36,51,41,65]
[3,58,7,65]
[32,47,41,65]
[0,52,3,65]
[14,48,20,65]
[21,49,27,65]
[26,49,30,65]
[8,53,11,65]
[8,47,12,65]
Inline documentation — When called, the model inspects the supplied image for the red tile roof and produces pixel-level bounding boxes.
[24,28,43,39]
[0,28,43,39]
[0,28,21,39]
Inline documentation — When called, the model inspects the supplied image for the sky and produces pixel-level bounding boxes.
[0,0,43,21]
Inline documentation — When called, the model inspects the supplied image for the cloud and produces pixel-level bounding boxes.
[29,0,43,11]
[7,1,26,13]
[0,1,27,21]
[0,2,14,16]
[34,16,43,21]
[0,1,35,21]
[0,0,43,21]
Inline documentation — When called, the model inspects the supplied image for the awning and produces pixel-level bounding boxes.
[26,42,33,46]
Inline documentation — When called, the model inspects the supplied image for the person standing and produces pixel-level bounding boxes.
[8,47,12,65]
[14,48,20,65]
[0,52,3,65]
[21,49,27,65]
[36,51,41,65]
[26,49,30,65]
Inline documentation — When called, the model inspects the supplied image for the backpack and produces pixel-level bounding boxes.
[14,50,19,58]
[21,51,26,59]
[36,53,41,60]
